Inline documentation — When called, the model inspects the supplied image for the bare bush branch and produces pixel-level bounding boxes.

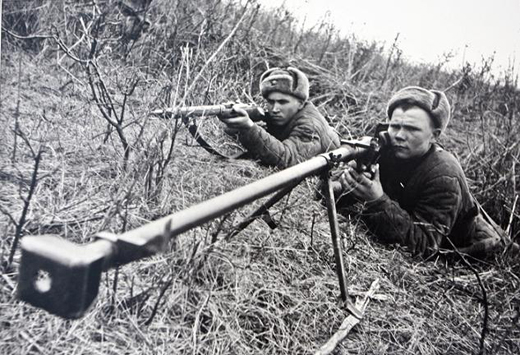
[7,147,43,268]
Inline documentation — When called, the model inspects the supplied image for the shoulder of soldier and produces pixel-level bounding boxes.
[430,145,463,168]
[291,102,329,128]
[299,101,326,119]
[421,145,466,179]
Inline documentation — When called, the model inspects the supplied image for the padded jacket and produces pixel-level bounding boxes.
[359,144,501,257]
[237,102,340,168]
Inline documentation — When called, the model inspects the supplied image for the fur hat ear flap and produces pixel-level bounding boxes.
[260,67,309,101]
[387,86,451,133]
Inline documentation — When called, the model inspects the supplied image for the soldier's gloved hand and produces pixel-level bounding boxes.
[339,161,383,203]
[218,105,254,130]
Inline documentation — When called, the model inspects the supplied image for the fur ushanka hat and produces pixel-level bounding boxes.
[260,67,309,102]
[387,86,451,133]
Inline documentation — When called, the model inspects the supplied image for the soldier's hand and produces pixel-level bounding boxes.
[218,105,254,129]
[339,161,383,202]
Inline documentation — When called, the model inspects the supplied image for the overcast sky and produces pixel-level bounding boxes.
[256,0,520,77]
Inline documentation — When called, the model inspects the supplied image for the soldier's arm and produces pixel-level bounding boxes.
[361,175,462,257]
[237,123,326,168]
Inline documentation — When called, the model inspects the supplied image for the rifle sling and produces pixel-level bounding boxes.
[184,117,245,160]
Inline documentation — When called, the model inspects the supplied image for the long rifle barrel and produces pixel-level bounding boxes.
[152,103,266,121]
[17,138,378,319]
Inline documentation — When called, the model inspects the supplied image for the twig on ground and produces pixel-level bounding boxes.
[192,292,211,355]
[314,279,380,355]
[144,274,175,326]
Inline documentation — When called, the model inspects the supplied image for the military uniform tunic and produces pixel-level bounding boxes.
[237,102,340,168]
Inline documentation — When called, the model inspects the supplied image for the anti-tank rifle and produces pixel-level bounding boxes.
[16,126,389,319]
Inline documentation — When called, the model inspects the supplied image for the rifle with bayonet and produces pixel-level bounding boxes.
[152,103,266,159]
[16,125,389,320]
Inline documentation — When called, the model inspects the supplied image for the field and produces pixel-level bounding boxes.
[1,0,520,354]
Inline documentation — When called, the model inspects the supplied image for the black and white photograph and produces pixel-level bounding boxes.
[1,0,519,353]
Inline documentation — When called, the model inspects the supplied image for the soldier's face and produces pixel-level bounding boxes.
[265,92,304,126]
[387,106,440,159]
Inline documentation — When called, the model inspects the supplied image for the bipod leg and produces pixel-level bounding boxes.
[225,179,303,241]
[323,174,362,319]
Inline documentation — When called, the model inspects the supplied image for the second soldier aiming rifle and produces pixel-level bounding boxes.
[152,103,266,158]
[17,126,389,320]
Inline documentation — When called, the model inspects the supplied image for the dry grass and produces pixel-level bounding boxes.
[1,0,520,354]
